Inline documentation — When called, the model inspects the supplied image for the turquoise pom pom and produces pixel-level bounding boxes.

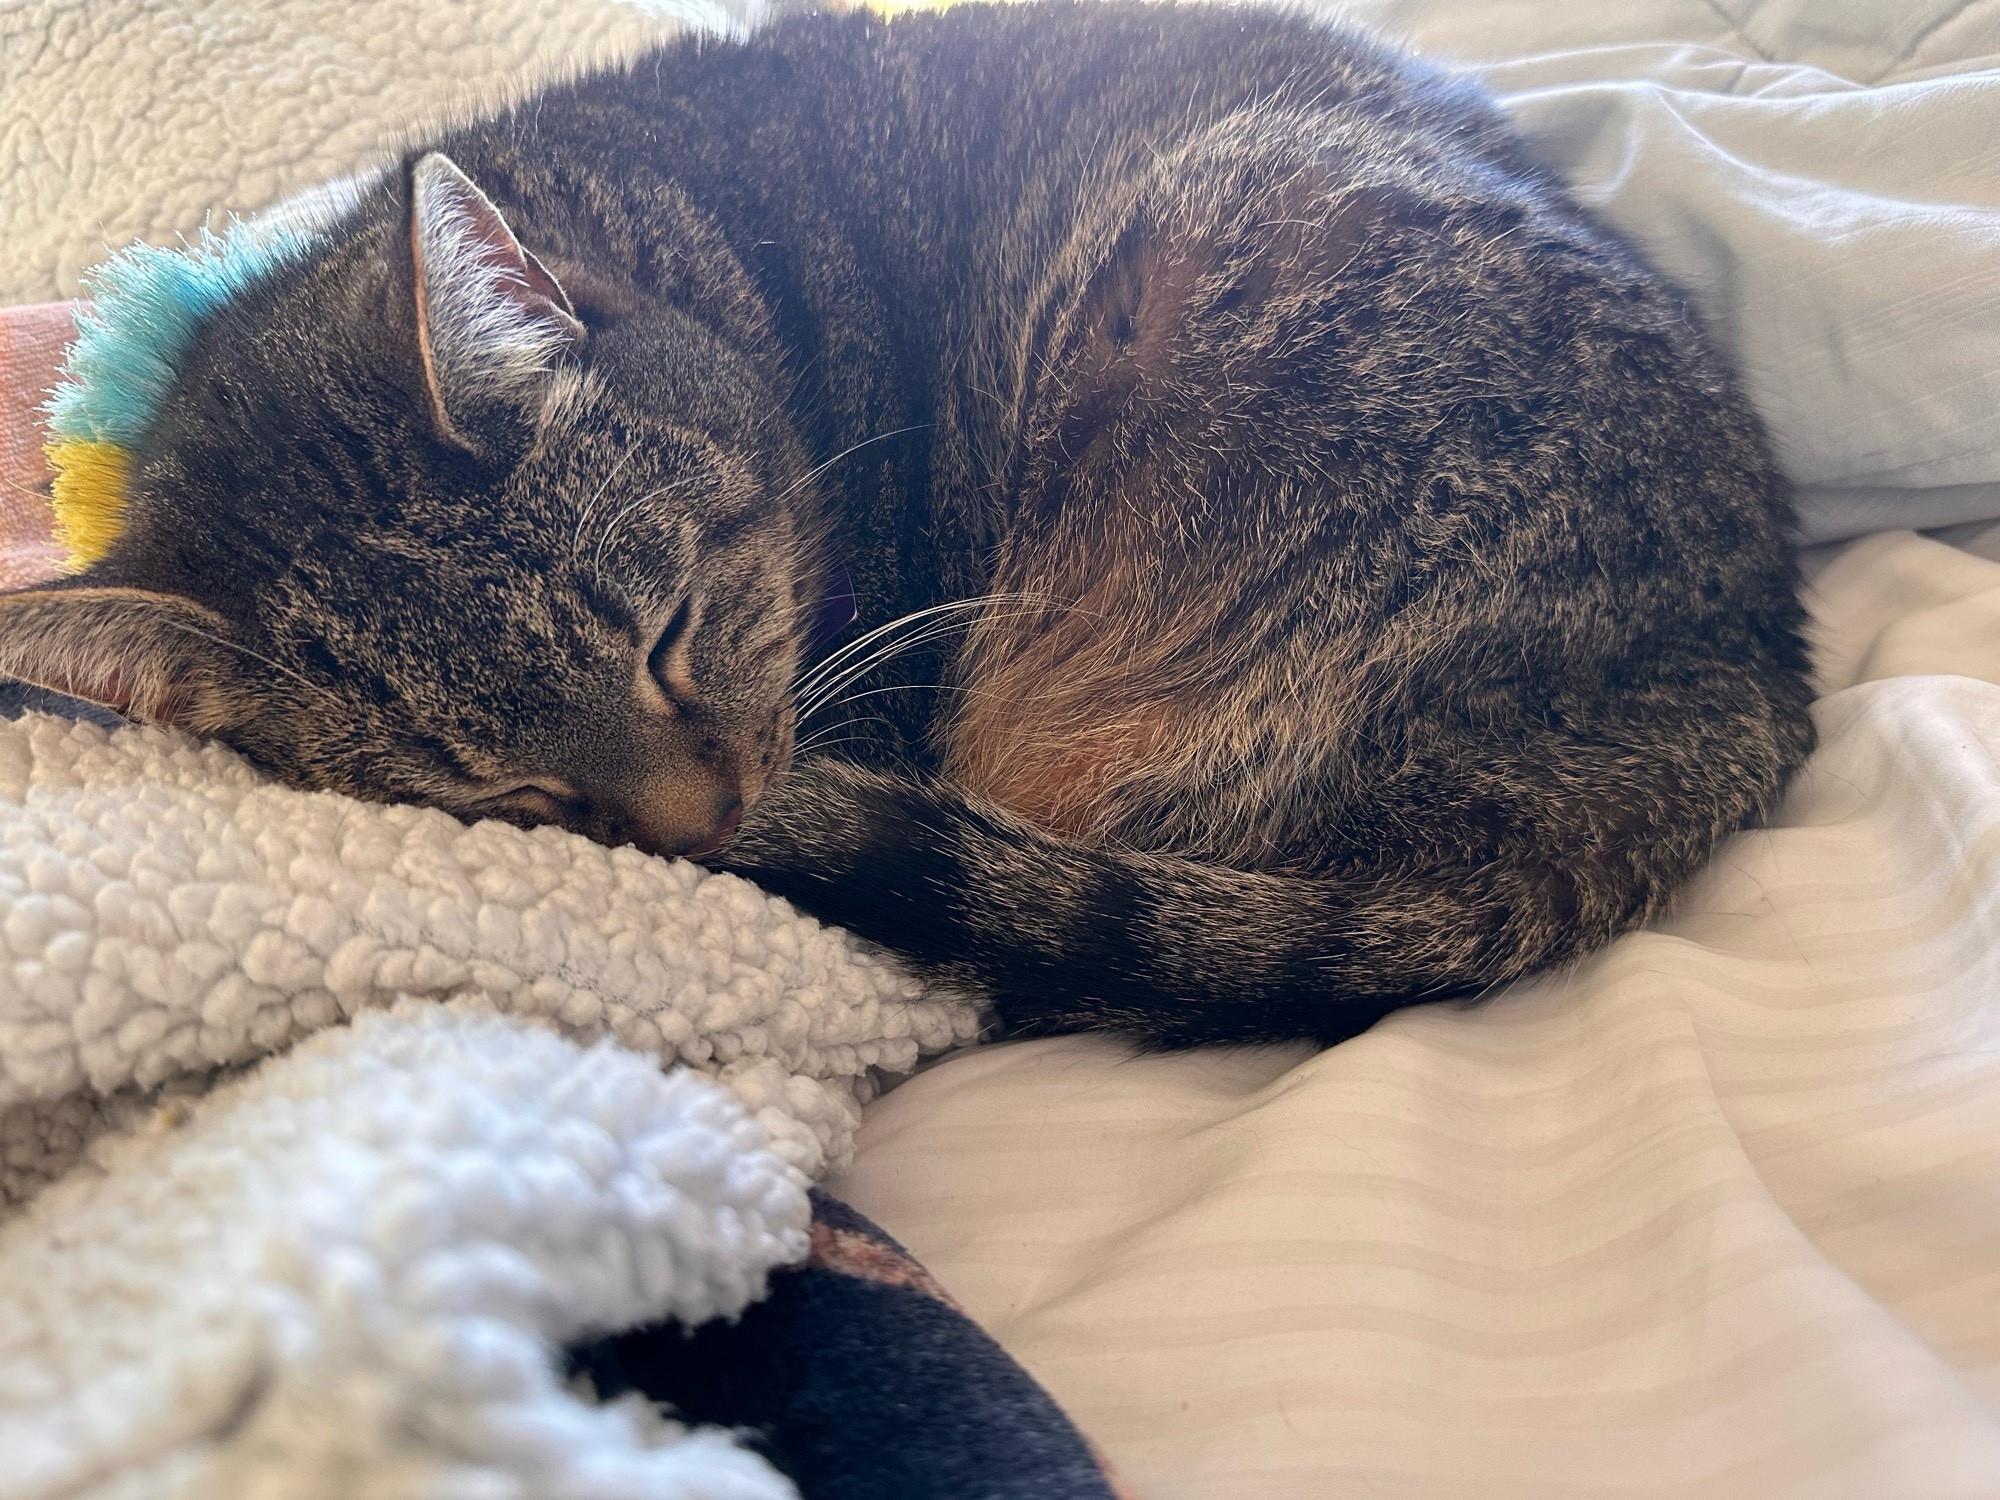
[46,219,317,447]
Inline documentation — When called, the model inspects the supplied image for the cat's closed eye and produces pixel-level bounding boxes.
[646,597,695,707]
[470,779,586,828]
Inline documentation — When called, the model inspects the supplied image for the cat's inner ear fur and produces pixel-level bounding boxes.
[0,587,256,733]
[408,151,584,454]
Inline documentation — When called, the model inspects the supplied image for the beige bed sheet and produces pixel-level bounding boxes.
[834,530,2000,1498]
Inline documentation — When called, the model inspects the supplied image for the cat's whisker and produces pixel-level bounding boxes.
[568,444,637,559]
[789,722,884,756]
[788,711,904,757]
[804,682,967,721]
[793,604,1062,726]
[788,732,891,762]
[792,605,986,703]
[795,603,1056,709]
[769,423,934,510]
[790,589,1074,702]
[792,605,1021,722]
[794,639,966,724]
[802,670,1054,725]
[153,620,321,698]
[591,473,704,574]
[788,597,996,705]
[789,595,1077,718]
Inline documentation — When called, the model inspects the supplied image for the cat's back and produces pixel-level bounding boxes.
[517,2,1531,265]
[494,1,1804,746]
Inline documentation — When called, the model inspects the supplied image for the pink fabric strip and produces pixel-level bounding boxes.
[0,301,79,590]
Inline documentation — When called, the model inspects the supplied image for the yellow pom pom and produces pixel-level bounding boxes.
[46,440,131,571]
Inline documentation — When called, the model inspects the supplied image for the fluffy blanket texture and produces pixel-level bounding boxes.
[0,711,978,1497]
[0,713,977,1203]
[5,1005,810,1498]
[0,0,759,308]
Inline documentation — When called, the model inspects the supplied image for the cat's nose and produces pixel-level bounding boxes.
[682,793,743,858]
[605,780,742,859]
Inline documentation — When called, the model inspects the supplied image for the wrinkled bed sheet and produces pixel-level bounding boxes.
[832,531,2000,1500]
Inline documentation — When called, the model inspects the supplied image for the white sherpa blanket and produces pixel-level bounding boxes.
[0,714,978,1498]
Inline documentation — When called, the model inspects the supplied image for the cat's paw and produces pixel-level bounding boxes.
[698,758,979,958]
[701,758,896,877]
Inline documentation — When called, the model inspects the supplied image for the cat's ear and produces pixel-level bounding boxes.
[408,151,584,456]
[0,586,257,733]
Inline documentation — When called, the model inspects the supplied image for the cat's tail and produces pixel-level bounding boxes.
[711,759,1686,1047]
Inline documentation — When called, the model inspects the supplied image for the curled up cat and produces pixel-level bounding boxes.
[0,1,1815,1047]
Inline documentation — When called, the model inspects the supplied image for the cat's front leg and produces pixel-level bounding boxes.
[704,758,1026,979]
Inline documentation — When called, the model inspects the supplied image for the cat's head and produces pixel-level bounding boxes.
[0,153,819,856]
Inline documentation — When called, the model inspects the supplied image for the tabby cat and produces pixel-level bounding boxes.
[0,1,1815,1046]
